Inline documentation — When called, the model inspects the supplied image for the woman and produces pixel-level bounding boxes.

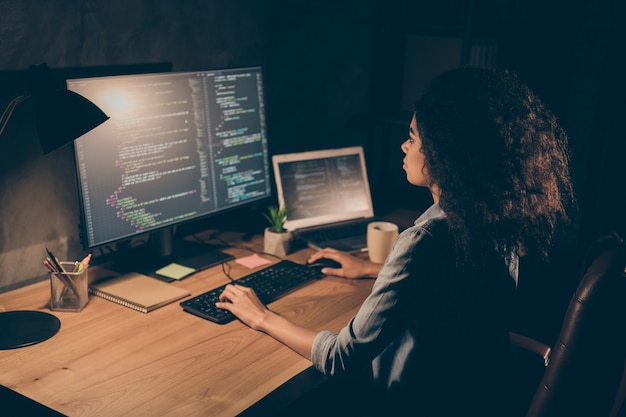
[216,67,574,416]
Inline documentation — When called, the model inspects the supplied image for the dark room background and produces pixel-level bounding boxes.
[1,0,624,292]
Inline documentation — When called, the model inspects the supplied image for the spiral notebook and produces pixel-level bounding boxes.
[89,272,190,313]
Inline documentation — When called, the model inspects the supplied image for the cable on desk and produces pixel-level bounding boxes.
[221,262,234,282]
[188,231,230,249]
[192,231,286,261]
[187,230,289,283]
[187,230,284,260]
[204,232,293,283]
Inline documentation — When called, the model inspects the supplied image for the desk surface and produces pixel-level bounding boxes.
[0,232,375,416]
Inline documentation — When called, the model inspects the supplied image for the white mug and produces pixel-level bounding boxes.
[367,221,399,264]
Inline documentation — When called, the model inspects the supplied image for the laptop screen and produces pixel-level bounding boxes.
[272,146,374,231]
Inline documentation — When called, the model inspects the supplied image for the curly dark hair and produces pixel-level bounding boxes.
[414,67,575,265]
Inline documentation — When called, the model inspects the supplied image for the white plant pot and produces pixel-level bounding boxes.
[263,227,292,257]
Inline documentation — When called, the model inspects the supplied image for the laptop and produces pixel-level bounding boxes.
[272,146,376,252]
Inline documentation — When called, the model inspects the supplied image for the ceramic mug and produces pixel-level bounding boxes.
[367,221,399,263]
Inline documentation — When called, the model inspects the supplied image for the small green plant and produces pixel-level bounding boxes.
[262,205,288,233]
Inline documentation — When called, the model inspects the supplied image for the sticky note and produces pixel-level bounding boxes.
[235,254,272,269]
[156,263,196,280]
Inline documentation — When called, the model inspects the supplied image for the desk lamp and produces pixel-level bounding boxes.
[0,63,109,350]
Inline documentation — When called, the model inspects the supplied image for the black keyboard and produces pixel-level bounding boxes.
[180,260,324,324]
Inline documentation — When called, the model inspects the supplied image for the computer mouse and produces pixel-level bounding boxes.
[307,258,342,271]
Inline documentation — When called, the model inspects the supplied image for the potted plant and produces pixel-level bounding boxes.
[262,205,291,257]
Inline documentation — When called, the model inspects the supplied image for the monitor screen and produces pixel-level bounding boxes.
[68,67,271,275]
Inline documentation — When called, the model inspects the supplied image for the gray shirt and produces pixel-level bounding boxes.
[311,203,516,414]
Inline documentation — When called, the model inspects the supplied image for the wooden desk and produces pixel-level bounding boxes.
[0,232,374,416]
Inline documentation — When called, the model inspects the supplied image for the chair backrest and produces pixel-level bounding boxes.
[525,233,626,417]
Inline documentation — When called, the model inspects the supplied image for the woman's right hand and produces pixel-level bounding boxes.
[307,248,381,279]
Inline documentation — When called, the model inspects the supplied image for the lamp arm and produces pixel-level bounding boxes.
[0,95,29,137]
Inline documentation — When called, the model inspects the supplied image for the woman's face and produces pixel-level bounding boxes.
[401,115,430,188]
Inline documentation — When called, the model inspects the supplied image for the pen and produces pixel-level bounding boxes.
[48,261,80,298]
[43,258,58,273]
[45,248,66,273]
[45,248,80,298]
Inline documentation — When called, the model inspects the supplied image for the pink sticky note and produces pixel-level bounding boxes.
[235,254,272,269]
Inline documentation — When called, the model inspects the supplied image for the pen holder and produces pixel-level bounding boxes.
[49,262,89,312]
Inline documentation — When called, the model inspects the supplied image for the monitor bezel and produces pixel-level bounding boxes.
[67,66,272,256]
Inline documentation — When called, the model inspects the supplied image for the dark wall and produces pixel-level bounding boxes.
[0,0,375,291]
[0,0,622,291]
[496,0,626,253]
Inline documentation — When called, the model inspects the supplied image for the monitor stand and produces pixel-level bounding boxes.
[118,228,235,282]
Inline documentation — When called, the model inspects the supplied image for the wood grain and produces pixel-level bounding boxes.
[0,235,374,416]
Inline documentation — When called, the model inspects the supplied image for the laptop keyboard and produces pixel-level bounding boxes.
[180,260,323,324]
[299,222,368,243]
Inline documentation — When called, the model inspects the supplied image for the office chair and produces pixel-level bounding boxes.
[510,232,626,417]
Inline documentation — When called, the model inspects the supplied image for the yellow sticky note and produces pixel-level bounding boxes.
[156,263,196,280]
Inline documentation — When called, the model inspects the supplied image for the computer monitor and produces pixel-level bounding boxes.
[67,66,271,278]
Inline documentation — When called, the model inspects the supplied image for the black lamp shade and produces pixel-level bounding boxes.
[26,63,109,154]
[35,89,110,154]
